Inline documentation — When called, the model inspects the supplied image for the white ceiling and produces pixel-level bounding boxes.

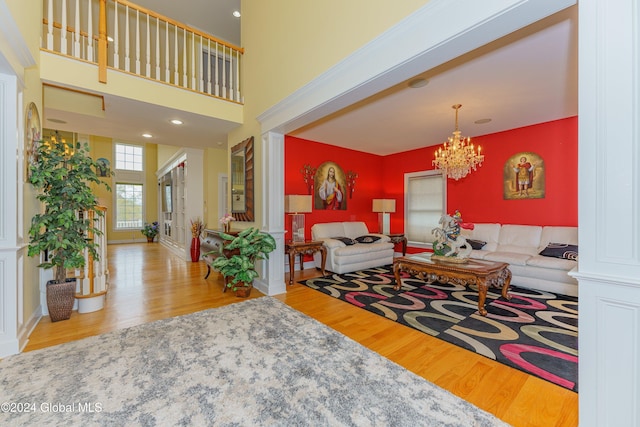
[42,3,577,155]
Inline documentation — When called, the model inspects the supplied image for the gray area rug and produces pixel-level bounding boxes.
[1,297,510,426]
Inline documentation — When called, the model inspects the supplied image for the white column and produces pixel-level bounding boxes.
[255,131,286,296]
[575,0,640,425]
[0,73,20,357]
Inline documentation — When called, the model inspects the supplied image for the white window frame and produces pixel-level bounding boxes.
[113,143,146,231]
[404,170,446,249]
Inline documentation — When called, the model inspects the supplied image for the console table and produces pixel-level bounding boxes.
[285,240,326,286]
[201,229,239,280]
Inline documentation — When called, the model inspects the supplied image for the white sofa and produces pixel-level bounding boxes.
[311,221,395,274]
[461,223,578,296]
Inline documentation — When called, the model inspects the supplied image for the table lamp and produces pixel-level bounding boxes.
[372,199,396,234]
[285,195,313,242]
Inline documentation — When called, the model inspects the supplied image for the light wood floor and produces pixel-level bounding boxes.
[25,243,578,426]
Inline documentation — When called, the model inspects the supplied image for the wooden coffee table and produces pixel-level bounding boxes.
[392,253,512,316]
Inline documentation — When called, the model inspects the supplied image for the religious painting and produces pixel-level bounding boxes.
[314,161,347,210]
[503,152,545,200]
[25,102,41,181]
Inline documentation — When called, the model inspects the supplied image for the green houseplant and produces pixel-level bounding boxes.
[28,136,111,321]
[141,221,159,242]
[209,227,276,296]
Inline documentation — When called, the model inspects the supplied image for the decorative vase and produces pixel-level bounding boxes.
[235,284,252,298]
[46,278,76,322]
[147,236,154,243]
[190,237,201,262]
[224,222,231,233]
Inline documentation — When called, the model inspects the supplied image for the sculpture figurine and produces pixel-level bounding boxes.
[431,210,472,262]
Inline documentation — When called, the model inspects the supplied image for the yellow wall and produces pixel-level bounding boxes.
[90,137,158,242]
[229,0,430,226]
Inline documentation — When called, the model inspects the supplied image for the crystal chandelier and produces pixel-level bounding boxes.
[433,104,484,180]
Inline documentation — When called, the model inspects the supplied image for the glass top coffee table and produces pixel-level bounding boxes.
[392,253,512,316]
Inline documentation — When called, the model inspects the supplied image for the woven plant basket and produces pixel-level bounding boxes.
[46,279,76,322]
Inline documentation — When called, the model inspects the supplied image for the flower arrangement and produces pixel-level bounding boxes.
[141,221,159,239]
[219,213,235,232]
[190,217,206,238]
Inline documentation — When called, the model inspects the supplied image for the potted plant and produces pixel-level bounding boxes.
[141,221,159,242]
[28,136,111,321]
[209,227,276,297]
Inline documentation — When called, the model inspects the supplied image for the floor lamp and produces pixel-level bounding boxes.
[372,199,396,234]
[285,195,313,242]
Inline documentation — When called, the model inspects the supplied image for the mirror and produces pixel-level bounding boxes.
[161,172,172,213]
[230,136,254,221]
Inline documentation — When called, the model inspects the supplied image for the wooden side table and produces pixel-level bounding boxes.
[387,233,408,256]
[285,240,326,285]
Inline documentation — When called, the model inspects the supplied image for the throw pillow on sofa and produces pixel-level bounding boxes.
[333,236,357,246]
[539,243,578,260]
[464,239,487,250]
[355,235,381,244]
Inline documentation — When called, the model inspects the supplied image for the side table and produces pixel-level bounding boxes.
[285,240,326,285]
[387,233,407,256]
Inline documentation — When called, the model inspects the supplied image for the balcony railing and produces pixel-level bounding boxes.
[42,0,244,103]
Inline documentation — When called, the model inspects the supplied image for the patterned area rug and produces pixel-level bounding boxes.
[0,297,509,426]
[300,265,578,392]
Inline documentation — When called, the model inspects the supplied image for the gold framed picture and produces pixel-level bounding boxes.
[25,102,41,181]
[503,152,545,199]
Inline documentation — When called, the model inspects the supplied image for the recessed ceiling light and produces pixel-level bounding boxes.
[142,133,153,138]
[232,10,241,18]
[170,119,183,125]
[48,118,67,124]
[408,78,429,88]
[474,118,492,124]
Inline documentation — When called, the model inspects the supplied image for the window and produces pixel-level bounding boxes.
[405,171,445,245]
[115,184,144,228]
[113,143,145,230]
[115,143,143,171]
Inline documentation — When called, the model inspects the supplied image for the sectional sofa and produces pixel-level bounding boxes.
[461,223,578,297]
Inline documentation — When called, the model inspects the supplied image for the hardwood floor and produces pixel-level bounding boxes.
[25,243,578,426]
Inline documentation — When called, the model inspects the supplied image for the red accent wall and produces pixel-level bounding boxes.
[285,117,577,243]
[382,117,578,227]
[285,136,384,240]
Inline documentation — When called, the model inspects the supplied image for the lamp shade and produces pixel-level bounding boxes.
[372,199,396,213]
[285,195,313,213]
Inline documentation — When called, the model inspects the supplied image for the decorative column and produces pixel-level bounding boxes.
[575,0,640,425]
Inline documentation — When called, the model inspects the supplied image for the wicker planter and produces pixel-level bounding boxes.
[46,279,76,322]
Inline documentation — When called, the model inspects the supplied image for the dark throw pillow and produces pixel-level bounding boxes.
[333,236,356,246]
[355,235,381,244]
[465,239,487,250]
[539,243,579,260]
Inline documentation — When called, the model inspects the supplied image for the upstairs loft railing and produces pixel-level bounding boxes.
[42,0,244,103]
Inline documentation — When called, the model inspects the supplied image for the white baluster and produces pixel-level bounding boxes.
[182,28,187,87]
[135,10,140,74]
[235,49,241,102]
[74,0,80,57]
[207,39,211,94]
[214,41,219,96]
[165,21,170,83]
[155,17,160,79]
[222,45,227,99]
[124,6,130,72]
[113,2,119,68]
[191,33,197,90]
[145,14,150,77]
[47,0,54,49]
[229,48,234,100]
[60,0,67,54]
[173,25,179,84]
[87,0,93,61]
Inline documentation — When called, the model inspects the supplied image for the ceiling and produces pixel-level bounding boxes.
[42,3,577,155]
